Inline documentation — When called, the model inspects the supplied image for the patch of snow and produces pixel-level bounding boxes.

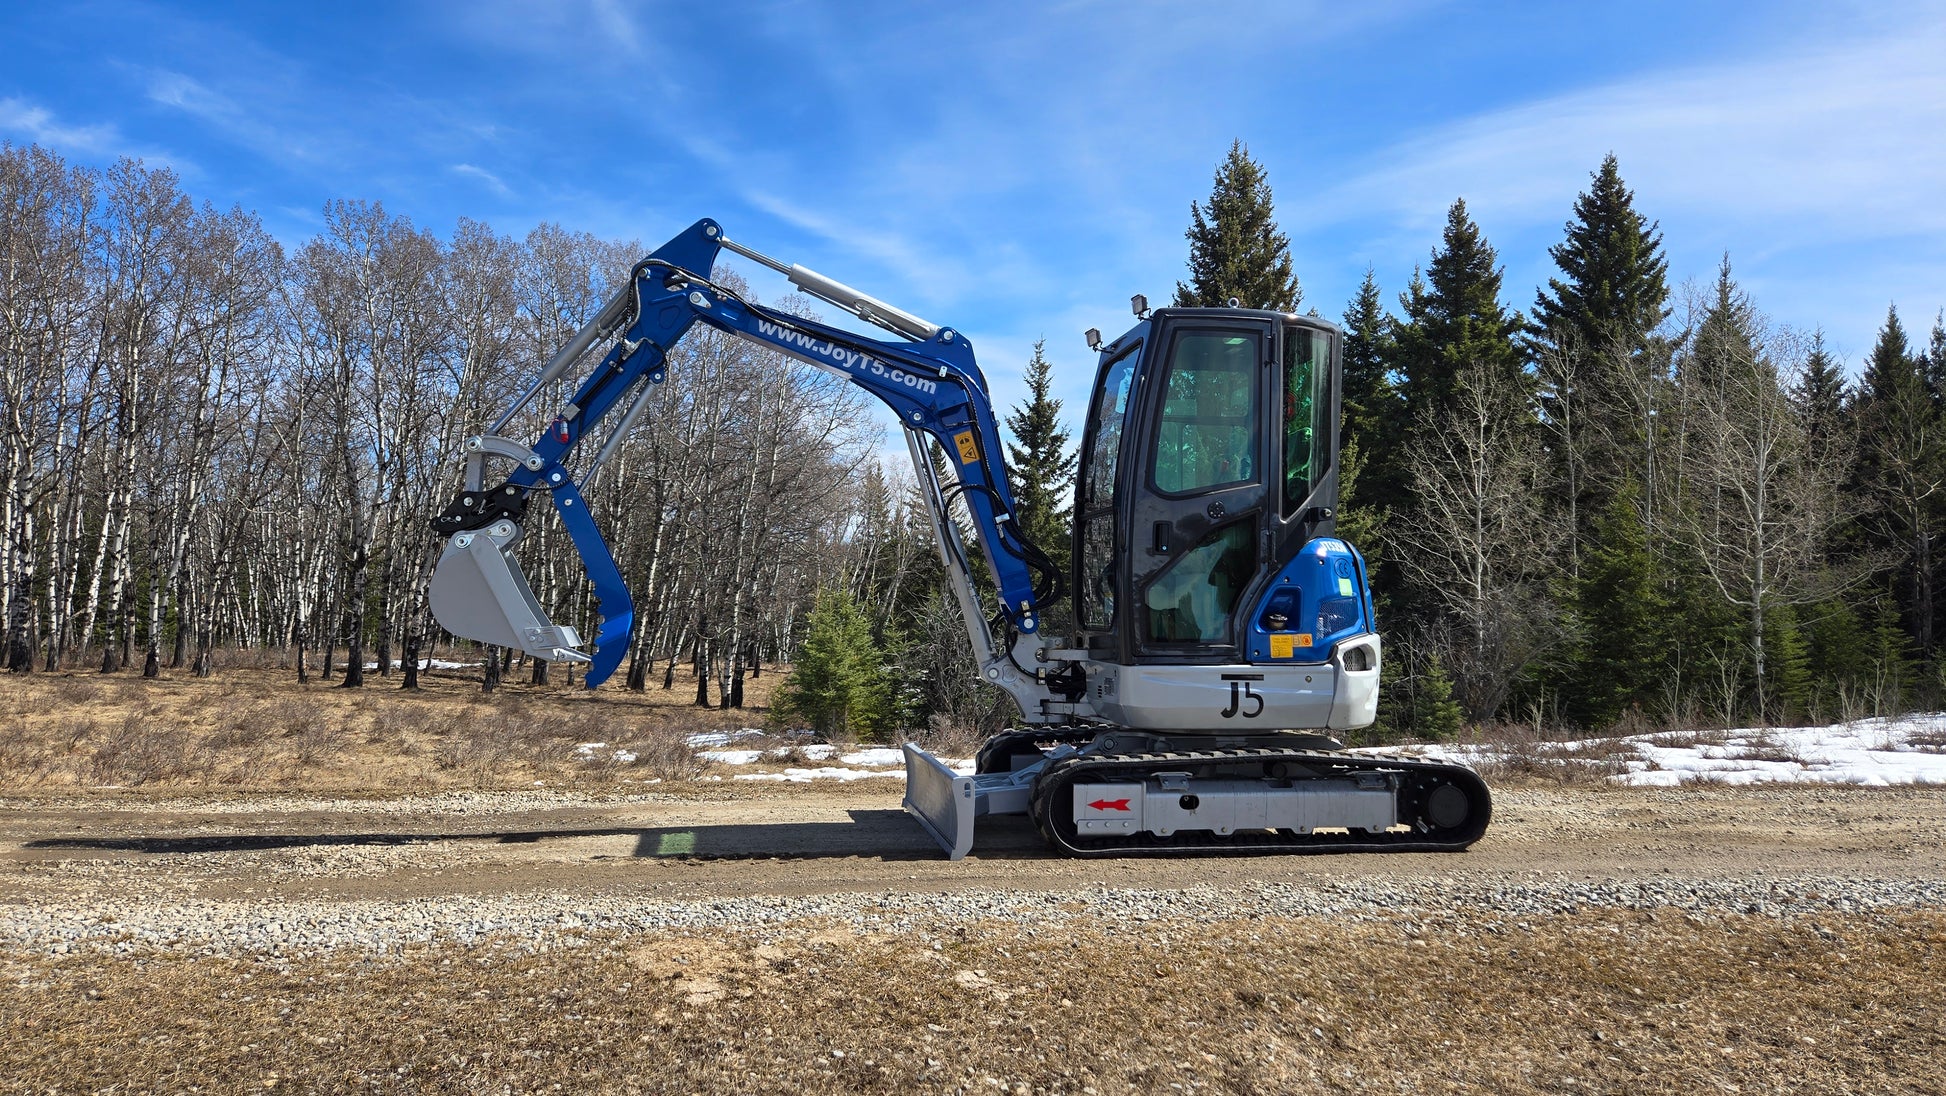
[732,767,905,783]
[683,729,767,748]
[1359,714,1946,787]
[838,748,906,768]
[573,742,636,764]
[699,744,841,766]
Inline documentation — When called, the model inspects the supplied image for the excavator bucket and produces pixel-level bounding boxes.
[428,473,634,688]
[902,743,976,860]
[428,520,591,665]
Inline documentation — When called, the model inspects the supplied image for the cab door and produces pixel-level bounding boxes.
[1126,315,1276,663]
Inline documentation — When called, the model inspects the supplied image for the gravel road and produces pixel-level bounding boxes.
[3,782,1942,957]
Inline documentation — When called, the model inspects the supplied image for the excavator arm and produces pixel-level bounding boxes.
[428,219,1062,710]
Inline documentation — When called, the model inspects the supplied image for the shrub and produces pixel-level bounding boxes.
[770,589,892,740]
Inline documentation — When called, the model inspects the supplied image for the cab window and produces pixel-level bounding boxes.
[1282,327,1330,513]
[1144,521,1256,644]
[1151,332,1260,495]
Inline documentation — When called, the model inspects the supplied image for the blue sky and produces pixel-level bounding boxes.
[3,0,1943,435]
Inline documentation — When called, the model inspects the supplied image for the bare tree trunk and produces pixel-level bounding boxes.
[402,632,420,690]
[693,640,710,706]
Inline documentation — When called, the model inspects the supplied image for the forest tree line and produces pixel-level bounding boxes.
[0,141,892,712]
[1164,144,1946,738]
[3,137,1944,740]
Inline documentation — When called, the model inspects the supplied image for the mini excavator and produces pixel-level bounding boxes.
[427,219,1490,859]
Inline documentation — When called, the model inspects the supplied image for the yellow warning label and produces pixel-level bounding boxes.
[1297,633,1314,647]
[1338,576,1355,596]
[953,430,980,464]
[1270,634,1295,659]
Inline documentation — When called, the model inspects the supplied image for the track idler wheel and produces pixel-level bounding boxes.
[1405,771,1492,844]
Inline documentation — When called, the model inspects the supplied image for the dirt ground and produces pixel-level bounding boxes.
[3,779,1944,906]
[1,668,1943,1093]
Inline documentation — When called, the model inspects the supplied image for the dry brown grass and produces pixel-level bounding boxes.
[0,662,787,795]
[1902,729,1946,752]
[0,908,1939,1094]
[1464,723,1634,786]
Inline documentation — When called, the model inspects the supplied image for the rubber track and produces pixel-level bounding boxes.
[1029,748,1492,857]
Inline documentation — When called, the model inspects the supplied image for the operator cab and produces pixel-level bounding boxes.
[1072,309,1344,666]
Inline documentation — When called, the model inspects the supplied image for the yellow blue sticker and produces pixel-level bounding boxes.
[1337,576,1354,596]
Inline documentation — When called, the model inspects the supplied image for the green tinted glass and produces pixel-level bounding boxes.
[1282,328,1328,513]
[1084,349,1137,512]
[1144,521,1256,644]
[1152,333,1259,495]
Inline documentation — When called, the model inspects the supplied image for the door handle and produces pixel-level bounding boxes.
[1151,521,1171,554]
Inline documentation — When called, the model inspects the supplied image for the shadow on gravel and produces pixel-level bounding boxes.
[21,810,1053,862]
[628,810,1051,861]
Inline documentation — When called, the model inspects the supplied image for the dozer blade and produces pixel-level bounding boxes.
[902,742,976,860]
[429,521,591,664]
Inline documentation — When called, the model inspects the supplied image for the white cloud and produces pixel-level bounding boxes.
[143,68,326,163]
[0,95,190,174]
[0,96,120,152]
[451,163,513,198]
[1301,17,1946,241]
[586,0,641,52]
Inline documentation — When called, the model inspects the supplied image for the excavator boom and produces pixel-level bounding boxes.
[429,219,1053,706]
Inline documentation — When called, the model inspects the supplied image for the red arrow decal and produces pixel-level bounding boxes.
[1087,798,1131,811]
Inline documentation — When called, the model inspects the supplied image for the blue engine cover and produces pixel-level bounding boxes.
[1244,537,1374,665]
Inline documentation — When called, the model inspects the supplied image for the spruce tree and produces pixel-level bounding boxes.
[1682,257,1762,397]
[1394,198,1527,428]
[1859,303,1913,399]
[1762,604,1812,721]
[772,589,892,740]
[1002,338,1077,569]
[1174,141,1301,310]
[1385,201,1525,619]
[1853,303,1940,656]
[1339,270,1406,543]
[1794,328,1847,445]
[1570,489,1666,729]
[1528,156,1671,558]
[1866,595,1917,713]
[1340,267,1398,454]
[1530,154,1670,359]
[1412,653,1465,741]
[1803,598,1870,718]
[1924,311,1946,402]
